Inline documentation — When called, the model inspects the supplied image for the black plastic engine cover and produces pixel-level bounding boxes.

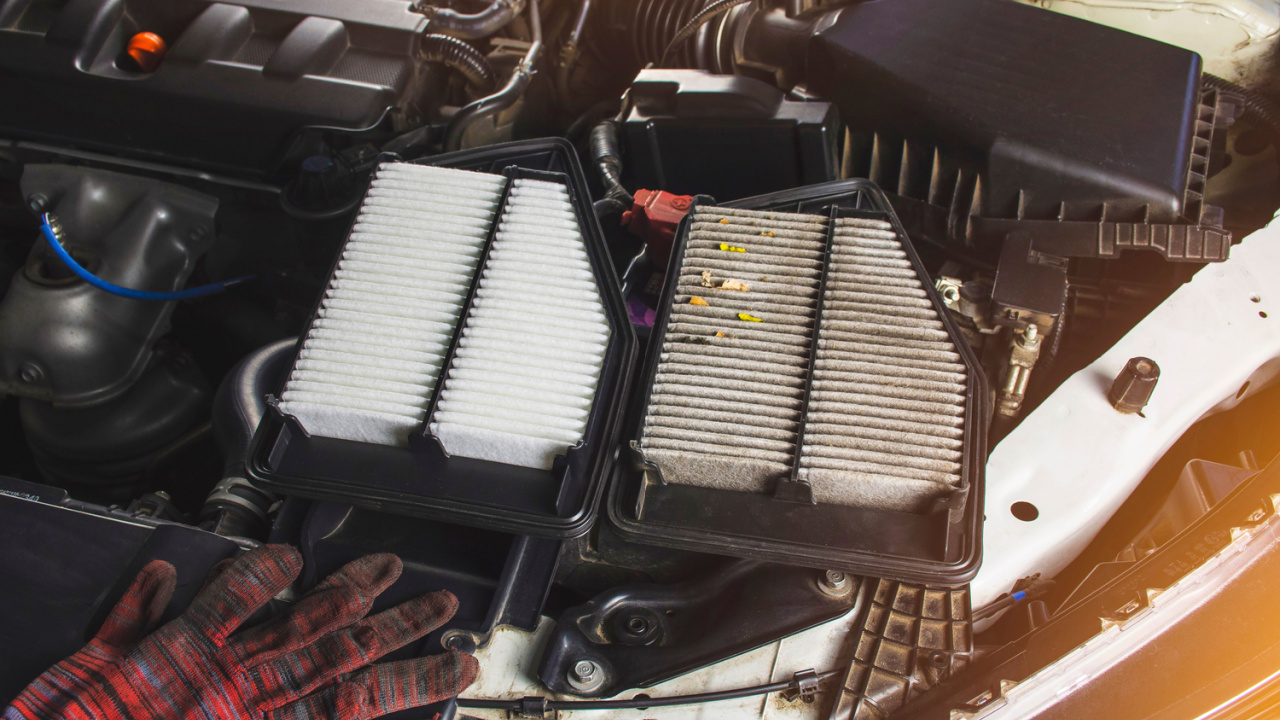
[0,0,428,173]
[806,0,1203,225]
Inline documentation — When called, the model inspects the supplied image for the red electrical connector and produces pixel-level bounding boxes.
[621,189,695,268]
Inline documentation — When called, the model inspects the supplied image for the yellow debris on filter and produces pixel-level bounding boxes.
[715,331,726,338]
[701,270,715,288]
[718,242,746,253]
[738,313,763,322]
[760,231,776,237]
[719,279,750,292]
[718,218,730,224]
[689,296,709,306]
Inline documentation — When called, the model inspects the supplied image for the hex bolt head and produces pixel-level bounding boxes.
[573,660,597,680]
[1109,357,1160,414]
[819,570,851,597]
[567,659,605,693]
[18,363,42,384]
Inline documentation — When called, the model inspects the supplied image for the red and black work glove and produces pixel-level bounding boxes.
[3,545,478,720]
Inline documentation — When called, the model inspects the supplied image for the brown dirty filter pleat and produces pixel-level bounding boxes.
[797,217,969,512]
[641,207,828,492]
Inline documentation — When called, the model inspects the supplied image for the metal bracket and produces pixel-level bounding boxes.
[537,560,860,698]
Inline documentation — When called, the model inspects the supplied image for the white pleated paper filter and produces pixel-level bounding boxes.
[278,163,505,446]
[430,178,611,470]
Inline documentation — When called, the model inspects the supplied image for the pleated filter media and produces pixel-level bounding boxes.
[278,165,610,471]
[798,217,968,512]
[430,178,611,470]
[279,163,504,447]
[640,207,829,491]
[640,207,970,513]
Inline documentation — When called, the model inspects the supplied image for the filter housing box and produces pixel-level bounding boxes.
[609,180,987,584]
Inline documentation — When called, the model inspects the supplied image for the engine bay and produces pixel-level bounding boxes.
[4,0,1280,717]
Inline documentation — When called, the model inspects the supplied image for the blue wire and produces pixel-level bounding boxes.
[40,214,251,301]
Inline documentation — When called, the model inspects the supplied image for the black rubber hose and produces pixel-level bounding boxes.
[444,0,543,151]
[1204,73,1280,145]
[418,34,497,93]
[589,120,633,207]
[416,0,526,40]
[204,338,296,538]
[659,0,750,67]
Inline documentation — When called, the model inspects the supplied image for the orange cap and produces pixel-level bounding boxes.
[126,32,166,73]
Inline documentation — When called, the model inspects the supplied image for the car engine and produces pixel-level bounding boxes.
[4,0,1280,717]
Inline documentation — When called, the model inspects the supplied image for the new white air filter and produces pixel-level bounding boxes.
[430,178,611,470]
[278,163,506,446]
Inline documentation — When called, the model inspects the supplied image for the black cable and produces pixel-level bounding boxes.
[1203,73,1280,145]
[658,0,750,68]
[589,120,633,207]
[458,669,841,712]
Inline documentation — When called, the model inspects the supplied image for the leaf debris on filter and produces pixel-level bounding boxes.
[689,296,709,306]
[760,231,776,237]
[738,312,763,322]
[718,242,746,253]
[719,218,730,224]
[719,279,750,292]
[701,270,715,288]
[714,331,726,337]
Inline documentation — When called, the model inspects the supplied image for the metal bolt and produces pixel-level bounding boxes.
[566,658,605,693]
[819,570,851,597]
[1016,324,1040,349]
[18,363,42,384]
[26,194,48,215]
[573,660,597,681]
[189,225,209,243]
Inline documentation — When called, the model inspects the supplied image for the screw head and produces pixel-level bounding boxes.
[18,363,42,384]
[567,658,605,693]
[573,660,597,680]
[819,570,851,597]
[26,194,48,215]
[670,196,691,211]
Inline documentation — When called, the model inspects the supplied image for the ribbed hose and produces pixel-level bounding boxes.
[444,0,543,151]
[419,33,497,93]
[1204,73,1280,145]
[609,0,708,68]
[589,120,632,206]
[659,0,750,67]
[416,0,526,40]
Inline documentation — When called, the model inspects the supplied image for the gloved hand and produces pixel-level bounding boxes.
[4,545,478,720]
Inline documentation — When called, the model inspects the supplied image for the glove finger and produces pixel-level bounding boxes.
[234,553,403,664]
[266,681,367,720]
[355,650,479,717]
[264,651,478,720]
[186,544,303,643]
[250,591,458,709]
[355,590,459,661]
[92,559,177,653]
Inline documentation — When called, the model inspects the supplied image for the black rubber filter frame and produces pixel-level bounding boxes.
[246,139,637,539]
[607,179,987,584]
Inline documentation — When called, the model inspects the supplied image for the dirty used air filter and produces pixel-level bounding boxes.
[248,139,635,538]
[611,180,986,584]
